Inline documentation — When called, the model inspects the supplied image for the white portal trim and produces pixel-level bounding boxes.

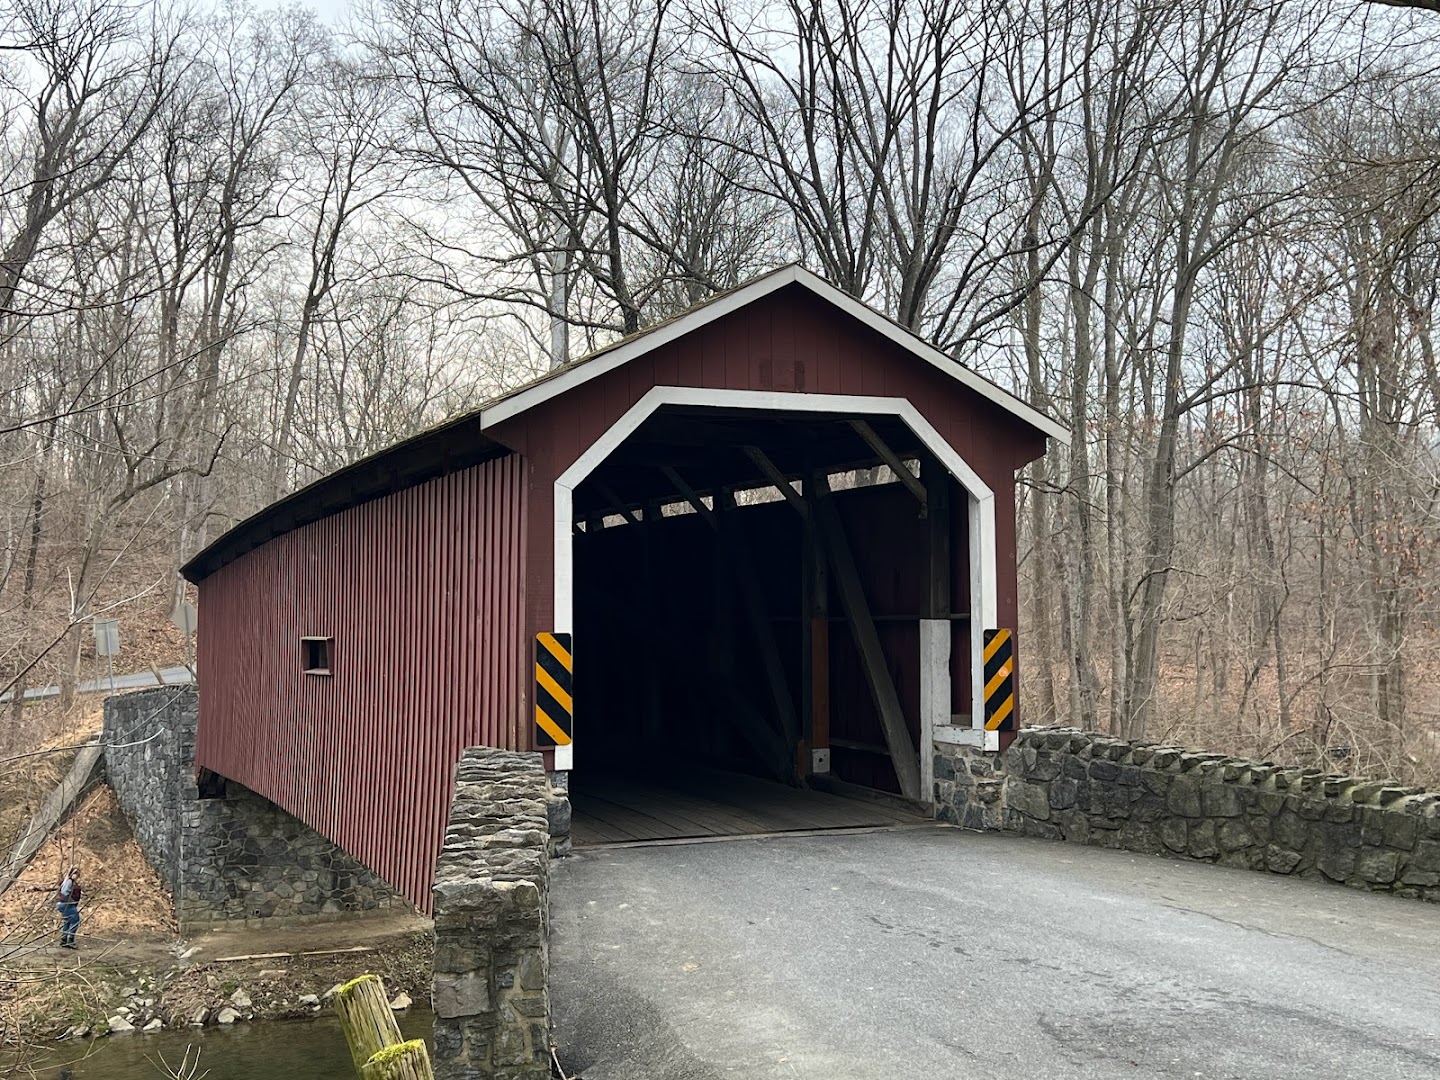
[551,387,1003,770]
[481,264,1068,444]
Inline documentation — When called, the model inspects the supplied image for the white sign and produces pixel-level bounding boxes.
[93,618,120,657]
[171,602,197,636]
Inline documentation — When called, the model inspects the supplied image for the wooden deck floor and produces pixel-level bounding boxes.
[569,770,923,846]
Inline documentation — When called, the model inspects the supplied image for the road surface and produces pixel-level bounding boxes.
[551,825,1440,1080]
[0,665,193,703]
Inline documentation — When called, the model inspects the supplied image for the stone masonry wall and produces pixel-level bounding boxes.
[103,686,398,928]
[935,728,1440,901]
[103,687,193,896]
[433,747,552,1080]
[177,784,397,925]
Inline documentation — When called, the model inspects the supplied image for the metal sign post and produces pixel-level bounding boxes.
[93,618,120,691]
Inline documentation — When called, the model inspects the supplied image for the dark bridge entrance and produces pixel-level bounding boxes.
[566,402,975,833]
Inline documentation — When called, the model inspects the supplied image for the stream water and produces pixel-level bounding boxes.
[23,1008,434,1080]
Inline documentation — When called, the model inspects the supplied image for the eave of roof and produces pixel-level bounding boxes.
[183,264,1066,583]
[179,414,509,583]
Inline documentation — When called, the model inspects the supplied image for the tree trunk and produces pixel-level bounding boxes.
[8,436,51,725]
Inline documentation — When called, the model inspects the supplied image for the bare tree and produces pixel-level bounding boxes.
[271,56,404,499]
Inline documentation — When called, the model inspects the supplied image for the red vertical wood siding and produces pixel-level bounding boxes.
[195,454,527,912]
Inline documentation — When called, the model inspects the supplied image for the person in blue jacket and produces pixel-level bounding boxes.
[56,866,81,949]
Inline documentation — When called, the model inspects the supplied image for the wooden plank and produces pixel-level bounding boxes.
[812,476,922,801]
[630,769,832,831]
[665,769,868,831]
[583,785,763,839]
[578,775,780,835]
[213,946,375,963]
[568,798,642,842]
[575,770,922,841]
[570,816,626,846]
[572,796,691,841]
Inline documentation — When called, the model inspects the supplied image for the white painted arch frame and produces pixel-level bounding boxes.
[550,386,999,771]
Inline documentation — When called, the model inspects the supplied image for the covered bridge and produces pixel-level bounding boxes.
[181,265,1066,910]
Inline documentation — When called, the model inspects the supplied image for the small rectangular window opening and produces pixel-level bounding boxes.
[302,636,332,675]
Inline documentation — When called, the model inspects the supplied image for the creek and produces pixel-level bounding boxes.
[25,1008,434,1080]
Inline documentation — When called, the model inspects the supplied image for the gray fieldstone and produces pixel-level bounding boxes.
[1008,782,1052,821]
[1048,777,1080,811]
[1265,845,1302,874]
[1167,777,1203,817]
[1356,848,1400,884]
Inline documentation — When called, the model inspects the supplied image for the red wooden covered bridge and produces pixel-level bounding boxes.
[181,265,1066,910]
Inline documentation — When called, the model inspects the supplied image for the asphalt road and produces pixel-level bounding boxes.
[550,824,1440,1080]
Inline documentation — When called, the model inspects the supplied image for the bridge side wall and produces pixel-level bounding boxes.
[105,687,398,928]
[935,728,1440,901]
[195,452,529,913]
[433,747,553,1080]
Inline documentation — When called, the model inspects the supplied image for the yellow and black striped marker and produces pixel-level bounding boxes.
[535,632,573,747]
[983,628,1015,732]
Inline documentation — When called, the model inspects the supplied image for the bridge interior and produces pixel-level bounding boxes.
[569,405,972,838]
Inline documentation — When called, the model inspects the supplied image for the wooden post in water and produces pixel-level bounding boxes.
[335,975,404,1075]
[361,1039,434,1080]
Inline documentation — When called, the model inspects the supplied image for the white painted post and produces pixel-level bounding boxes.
[920,619,949,810]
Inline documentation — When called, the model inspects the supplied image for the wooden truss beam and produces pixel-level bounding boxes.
[742,446,809,520]
[595,482,641,525]
[811,475,922,801]
[658,466,716,530]
[847,420,927,510]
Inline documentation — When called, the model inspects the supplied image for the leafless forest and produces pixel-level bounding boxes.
[2,0,1438,781]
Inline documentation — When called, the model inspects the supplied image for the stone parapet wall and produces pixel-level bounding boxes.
[104,687,398,927]
[935,728,1440,901]
[433,747,552,1080]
